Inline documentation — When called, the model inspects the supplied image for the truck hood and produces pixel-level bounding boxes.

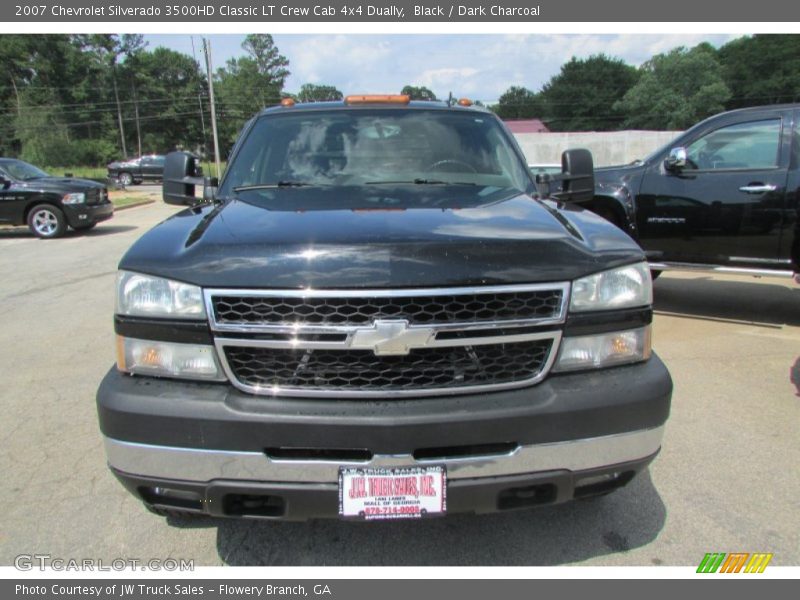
[14,176,105,193]
[120,184,644,288]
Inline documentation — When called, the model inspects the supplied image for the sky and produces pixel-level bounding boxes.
[144,34,740,104]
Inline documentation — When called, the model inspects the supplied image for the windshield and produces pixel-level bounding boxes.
[1,160,50,181]
[218,108,531,196]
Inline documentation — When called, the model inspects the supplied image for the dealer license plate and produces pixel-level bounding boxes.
[338,465,447,520]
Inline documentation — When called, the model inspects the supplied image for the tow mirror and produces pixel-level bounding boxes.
[664,147,687,171]
[536,148,595,203]
[163,152,205,205]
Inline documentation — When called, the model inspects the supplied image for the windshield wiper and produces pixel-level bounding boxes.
[365,179,478,186]
[233,181,326,191]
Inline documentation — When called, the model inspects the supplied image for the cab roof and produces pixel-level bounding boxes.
[259,99,492,116]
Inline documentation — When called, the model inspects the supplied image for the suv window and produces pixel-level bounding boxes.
[685,119,781,170]
[219,109,530,196]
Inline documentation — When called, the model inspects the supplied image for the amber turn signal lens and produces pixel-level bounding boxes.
[344,94,411,105]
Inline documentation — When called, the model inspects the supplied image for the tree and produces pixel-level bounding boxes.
[123,47,207,155]
[540,54,639,131]
[400,85,437,101]
[215,34,290,147]
[491,86,543,119]
[297,83,343,102]
[718,35,800,108]
[615,44,731,130]
[15,89,72,166]
[79,35,147,157]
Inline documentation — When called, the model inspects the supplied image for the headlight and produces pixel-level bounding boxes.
[117,337,225,381]
[570,262,652,312]
[116,271,206,319]
[62,192,86,204]
[553,327,651,372]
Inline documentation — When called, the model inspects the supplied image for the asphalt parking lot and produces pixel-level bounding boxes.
[0,202,798,567]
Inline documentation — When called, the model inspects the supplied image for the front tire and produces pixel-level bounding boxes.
[28,204,67,238]
[118,172,134,186]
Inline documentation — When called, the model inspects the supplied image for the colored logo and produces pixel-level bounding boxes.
[697,552,773,573]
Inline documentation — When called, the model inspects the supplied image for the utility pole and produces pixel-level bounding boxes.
[112,67,127,158]
[133,82,142,157]
[202,38,222,179]
[190,36,208,151]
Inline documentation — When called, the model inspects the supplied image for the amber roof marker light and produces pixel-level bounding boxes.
[280,98,296,107]
[458,98,473,107]
[344,94,411,105]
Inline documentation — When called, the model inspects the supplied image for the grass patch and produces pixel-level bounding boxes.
[110,188,159,208]
[43,166,108,179]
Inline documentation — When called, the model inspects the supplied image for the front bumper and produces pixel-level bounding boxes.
[64,201,114,228]
[97,354,671,519]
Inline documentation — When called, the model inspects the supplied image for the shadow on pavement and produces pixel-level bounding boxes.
[163,470,666,566]
[654,276,800,327]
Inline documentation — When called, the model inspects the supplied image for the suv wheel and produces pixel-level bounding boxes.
[118,172,134,186]
[28,204,67,238]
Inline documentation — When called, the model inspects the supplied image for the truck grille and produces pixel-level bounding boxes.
[211,289,564,327]
[85,188,108,205]
[206,283,568,397]
[223,340,553,393]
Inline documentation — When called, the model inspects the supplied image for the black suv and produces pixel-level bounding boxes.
[0,158,113,238]
[97,97,672,521]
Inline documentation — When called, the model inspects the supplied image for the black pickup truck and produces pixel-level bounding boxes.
[96,96,671,521]
[107,154,166,186]
[0,158,113,238]
[585,104,799,281]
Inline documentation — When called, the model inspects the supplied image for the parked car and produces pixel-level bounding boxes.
[97,96,671,521]
[0,158,113,238]
[586,104,800,281]
[107,154,166,186]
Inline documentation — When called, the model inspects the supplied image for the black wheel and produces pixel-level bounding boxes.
[72,222,97,232]
[118,172,134,186]
[27,204,67,238]
[145,505,206,519]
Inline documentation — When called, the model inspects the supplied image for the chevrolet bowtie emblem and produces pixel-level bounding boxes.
[349,320,434,356]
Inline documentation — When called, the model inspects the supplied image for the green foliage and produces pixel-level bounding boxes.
[214,34,290,148]
[297,83,343,102]
[718,35,800,108]
[400,85,437,101]
[615,45,731,130]
[540,54,639,131]
[492,86,543,119]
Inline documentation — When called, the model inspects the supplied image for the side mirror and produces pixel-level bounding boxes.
[163,151,205,205]
[664,147,687,171]
[538,148,594,203]
[0,176,10,190]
